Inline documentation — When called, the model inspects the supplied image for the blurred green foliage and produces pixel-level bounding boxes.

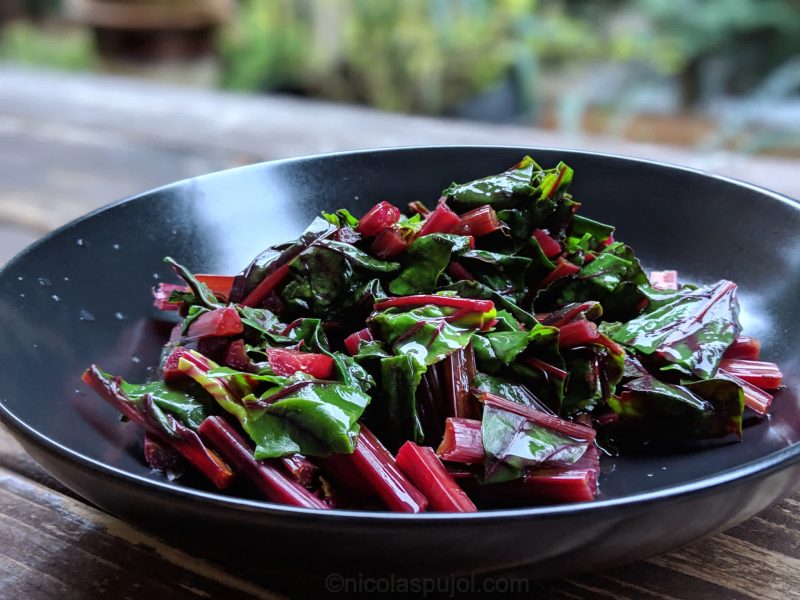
[218,0,800,113]
[0,20,94,70]
[1,0,798,116]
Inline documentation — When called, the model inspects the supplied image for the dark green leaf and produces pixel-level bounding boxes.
[250,381,372,458]
[609,374,744,440]
[379,354,427,446]
[610,280,740,379]
[368,304,484,366]
[115,378,208,430]
[481,404,588,483]
[389,234,471,295]
[444,155,541,211]
[458,249,532,302]
[164,257,223,310]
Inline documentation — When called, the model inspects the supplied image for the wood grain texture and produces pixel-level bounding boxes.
[0,460,282,600]
[2,423,800,599]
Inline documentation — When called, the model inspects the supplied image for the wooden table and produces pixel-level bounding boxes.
[1,67,799,599]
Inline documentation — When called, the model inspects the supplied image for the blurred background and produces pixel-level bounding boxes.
[1,0,799,261]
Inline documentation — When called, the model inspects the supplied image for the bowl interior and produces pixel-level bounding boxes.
[1,146,799,507]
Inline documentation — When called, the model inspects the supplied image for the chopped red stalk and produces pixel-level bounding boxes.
[408,200,431,217]
[718,368,773,415]
[222,339,255,373]
[436,418,484,464]
[396,442,477,512]
[603,234,615,247]
[450,205,502,237]
[335,427,428,512]
[198,416,328,509]
[320,450,379,500]
[187,307,244,339]
[558,320,600,348]
[163,346,194,381]
[280,453,319,488]
[344,328,373,355]
[370,227,408,259]
[524,356,567,381]
[82,366,234,489]
[466,235,476,249]
[374,295,494,314]
[241,262,291,308]
[195,274,234,301]
[417,202,460,237]
[522,468,597,503]
[649,270,678,291]
[447,261,475,282]
[724,336,762,361]
[584,252,596,264]
[153,283,189,311]
[266,347,334,379]
[478,392,596,441]
[537,258,580,289]
[532,229,561,258]
[718,359,783,390]
[356,201,401,237]
[442,348,479,419]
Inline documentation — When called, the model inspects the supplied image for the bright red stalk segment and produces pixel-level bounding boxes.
[198,416,328,509]
[344,328,373,355]
[558,320,599,348]
[522,468,597,503]
[718,368,773,415]
[187,307,244,339]
[241,262,291,308]
[356,201,401,237]
[334,427,428,512]
[532,229,561,258]
[396,442,477,512]
[723,336,761,361]
[718,359,782,390]
[195,274,234,300]
[370,227,408,259]
[82,366,234,489]
[266,347,334,379]
[436,418,484,464]
[450,205,502,237]
[417,202,460,237]
[537,258,580,289]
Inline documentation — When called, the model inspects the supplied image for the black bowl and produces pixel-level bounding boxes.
[1,146,799,579]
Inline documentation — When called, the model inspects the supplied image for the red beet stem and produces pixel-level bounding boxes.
[335,427,428,512]
[395,442,477,512]
[82,366,234,489]
[198,416,328,509]
[723,336,761,361]
[436,418,484,464]
[718,368,773,415]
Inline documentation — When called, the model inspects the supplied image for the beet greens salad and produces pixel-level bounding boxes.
[83,156,784,513]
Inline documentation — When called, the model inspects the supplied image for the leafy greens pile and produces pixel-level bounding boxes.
[82,156,782,512]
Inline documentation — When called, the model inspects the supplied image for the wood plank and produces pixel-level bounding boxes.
[0,466,283,600]
[4,423,800,599]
